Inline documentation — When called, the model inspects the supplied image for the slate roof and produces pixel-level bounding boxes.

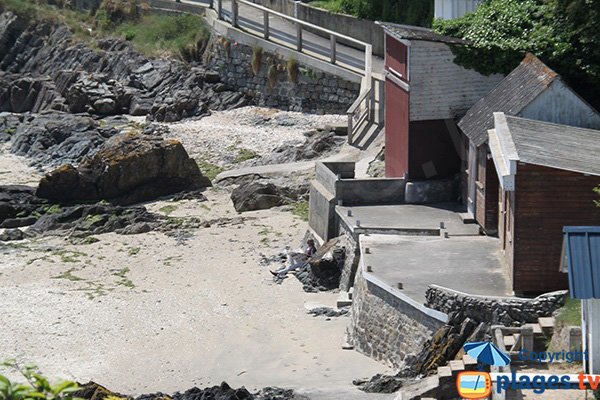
[499,114,600,176]
[459,54,559,147]
[378,22,469,45]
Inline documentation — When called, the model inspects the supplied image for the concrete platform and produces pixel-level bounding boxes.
[337,203,481,237]
[360,234,512,304]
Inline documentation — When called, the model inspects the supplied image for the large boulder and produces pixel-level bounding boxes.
[230,182,292,212]
[294,237,345,292]
[36,133,211,205]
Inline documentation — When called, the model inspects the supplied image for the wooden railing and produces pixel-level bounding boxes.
[214,0,372,80]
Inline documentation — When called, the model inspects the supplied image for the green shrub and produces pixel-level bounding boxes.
[292,201,309,221]
[0,361,79,400]
[286,57,298,84]
[251,46,263,76]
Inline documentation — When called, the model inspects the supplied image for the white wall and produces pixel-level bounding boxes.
[434,0,481,20]
[521,79,600,129]
[409,40,504,121]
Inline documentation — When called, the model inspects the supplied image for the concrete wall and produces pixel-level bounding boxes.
[425,285,568,326]
[254,0,384,56]
[350,269,447,368]
[203,30,361,113]
[434,0,480,20]
[308,162,406,241]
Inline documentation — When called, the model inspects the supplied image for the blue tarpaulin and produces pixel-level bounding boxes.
[562,226,600,299]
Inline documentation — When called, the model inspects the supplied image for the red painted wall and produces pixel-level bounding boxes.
[384,34,409,178]
[385,78,409,178]
[508,164,600,294]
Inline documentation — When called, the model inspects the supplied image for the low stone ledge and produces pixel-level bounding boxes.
[425,285,568,326]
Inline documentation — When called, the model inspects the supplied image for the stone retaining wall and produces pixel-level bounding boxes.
[203,33,361,113]
[350,273,446,368]
[425,285,568,326]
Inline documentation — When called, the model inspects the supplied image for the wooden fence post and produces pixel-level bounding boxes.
[263,11,269,39]
[296,23,302,51]
[330,34,336,64]
[232,0,239,27]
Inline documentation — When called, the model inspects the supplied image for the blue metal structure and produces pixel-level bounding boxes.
[562,226,600,299]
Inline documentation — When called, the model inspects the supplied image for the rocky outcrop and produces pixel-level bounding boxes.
[37,133,211,205]
[244,128,346,167]
[0,13,249,121]
[294,237,344,292]
[74,381,302,400]
[230,181,293,212]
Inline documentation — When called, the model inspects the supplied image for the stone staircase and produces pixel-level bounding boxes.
[500,316,555,359]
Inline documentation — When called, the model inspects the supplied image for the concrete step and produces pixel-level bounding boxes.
[462,354,478,370]
[437,366,452,379]
[523,322,544,336]
[337,291,352,308]
[449,360,465,374]
[538,317,555,335]
[459,212,477,224]
[504,334,516,348]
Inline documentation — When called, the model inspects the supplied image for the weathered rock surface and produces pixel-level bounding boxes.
[294,237,344,292]
[231,181,293,212]
[0,12,249,121]
[74,381,301,400]
[244,128,345,167]
[37,133,211,205]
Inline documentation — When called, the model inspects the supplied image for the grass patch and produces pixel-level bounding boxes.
[52,268,84,281]
[113,13,209,58]
[127,246,141,256]
[291,201,309,221]
[556,298,581,327]
[43,204,63,214]
[159,204,177,215]
[113,267,135,288]
[308,0,348,13]
[51,249,86,263]
[196,158,225,181]
[235,148,259,163]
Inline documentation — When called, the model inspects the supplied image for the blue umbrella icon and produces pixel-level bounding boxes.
[464,342,511,367]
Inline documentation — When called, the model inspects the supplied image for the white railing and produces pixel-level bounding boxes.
[215,0,372,80]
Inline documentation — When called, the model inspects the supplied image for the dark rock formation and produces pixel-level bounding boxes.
[74,381,301,400]
[244,129,345,167]
[37,133,211,205]
[307,306,349,317]
[0,12,250,121]
[0,184,161,237]
[230,182,292,212]
[353,374,404,393]
[294,237,344,292]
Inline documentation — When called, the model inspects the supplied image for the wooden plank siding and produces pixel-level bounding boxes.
[508,164,600,294]
[475,145,499,234]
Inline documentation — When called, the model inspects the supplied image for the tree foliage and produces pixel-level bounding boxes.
[433,0,600,109]
[338,0,433,27]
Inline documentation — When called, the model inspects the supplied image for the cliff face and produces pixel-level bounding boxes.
[0,10,249,121]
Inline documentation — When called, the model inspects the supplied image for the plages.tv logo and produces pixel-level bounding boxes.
[456,341,510,399]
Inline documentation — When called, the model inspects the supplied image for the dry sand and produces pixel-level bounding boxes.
[0,108,391,398]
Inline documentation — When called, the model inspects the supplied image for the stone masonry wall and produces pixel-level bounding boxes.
[203,33,361,114]
[338,230,358,291]
[425,285,568,327]
[350,273,446,368]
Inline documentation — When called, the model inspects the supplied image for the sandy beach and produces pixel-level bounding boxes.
[0,107,390,398]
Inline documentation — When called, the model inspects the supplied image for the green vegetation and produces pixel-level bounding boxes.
[51,249,86,264]
[42,204,62,215]
[309,0,433,27]
[159,204,177,215]
[0,361,79,400]
[127,246,140,256]
[112,267,134,288]
[195,158,224,181]
[0,0,210,59]
[286,57,298,84]
[51,268,84,281]
[234,148,259,163]
[433,0,600,109]
[291,200,309,221]
[113,13,210,58]
[556,298,581,327]
[251,46,263,76]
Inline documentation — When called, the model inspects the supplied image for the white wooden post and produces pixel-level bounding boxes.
[296,23,302,51]
[584,299,600,374]
[263,11,269,39]
[330,34,336,64]
[232,0,239,27]
[347,114,353,144]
